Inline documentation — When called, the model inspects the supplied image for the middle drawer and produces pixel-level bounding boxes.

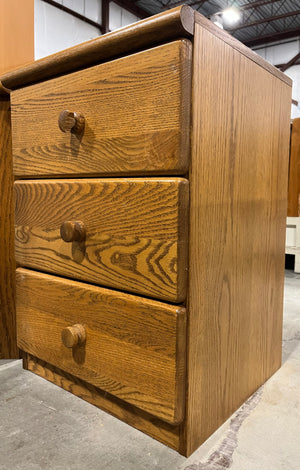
[15,178,188,302]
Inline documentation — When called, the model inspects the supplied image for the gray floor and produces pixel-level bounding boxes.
[0,271,299,470]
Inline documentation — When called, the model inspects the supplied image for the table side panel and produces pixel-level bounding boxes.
[186,22,292,455]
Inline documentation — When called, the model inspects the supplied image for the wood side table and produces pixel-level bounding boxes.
[0,6,292,456]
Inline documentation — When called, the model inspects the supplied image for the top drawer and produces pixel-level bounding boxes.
[11,40,191,178]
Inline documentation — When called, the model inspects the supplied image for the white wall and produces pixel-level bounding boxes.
[109,2,139,31]
[35,0,139,60]
[254,38,300,119]
[35,0,101,59]
[34,1,300,120]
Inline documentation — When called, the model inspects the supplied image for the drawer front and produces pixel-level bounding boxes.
[11,40,191,178]
[15,178,188,302]
[16,269,186,424]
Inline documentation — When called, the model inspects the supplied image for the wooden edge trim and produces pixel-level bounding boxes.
[23,353,181,451]
[1,6,194,90]
[176,177,190,303]
[0,99,18,359]
[0,81,11,96]
[174,308,187,425]
[194,11,292,87]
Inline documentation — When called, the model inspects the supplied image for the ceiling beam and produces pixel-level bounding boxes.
[275,60,300,69]
[240,0,282,10]
[164,0,278,14]
[229,9,300,32]
[244,26,300,47]
[102,0,109,34]
[164,0,208,10]
[112,0,150,19]
[280,51,300,72]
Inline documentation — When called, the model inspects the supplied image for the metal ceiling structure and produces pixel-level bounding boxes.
[41,1,300,62]
[40,0,300,103]
[120,0,300,48]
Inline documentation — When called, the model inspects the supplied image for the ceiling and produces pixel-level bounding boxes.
[125,0,300,48]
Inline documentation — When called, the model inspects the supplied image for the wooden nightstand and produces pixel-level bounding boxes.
[0,6,292,456]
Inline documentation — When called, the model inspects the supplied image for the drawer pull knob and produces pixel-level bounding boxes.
[61,324,86,348]
[60,220,86,243]
[58,110,85,134]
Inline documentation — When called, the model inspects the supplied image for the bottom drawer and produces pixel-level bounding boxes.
[16,268,186,424]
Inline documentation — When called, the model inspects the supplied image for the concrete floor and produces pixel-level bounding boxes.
[0,271,299,470]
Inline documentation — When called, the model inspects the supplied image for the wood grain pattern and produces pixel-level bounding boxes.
[0,98,17,358]
[16,269,186,424]
[24,353,181,451]
[184,22,292,455]
[11,40,191,178]
[288,118,300,216]
[1,6,194,90]
[0,0,34,76]
[14,178,188,302]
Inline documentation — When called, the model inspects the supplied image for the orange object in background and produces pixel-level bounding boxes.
[0,0,34,75]
[288,118,300,217]
[0,0,33,358]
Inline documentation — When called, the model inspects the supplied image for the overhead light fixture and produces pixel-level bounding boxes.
[210,12,224,29]
[210,7,241,30]
[222,7,241,26]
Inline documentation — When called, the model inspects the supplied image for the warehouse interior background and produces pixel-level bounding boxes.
[1,1,300,469]
[33,0,300,119]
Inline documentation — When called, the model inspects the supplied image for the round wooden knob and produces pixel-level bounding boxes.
[61,324,86,348]
[60,221,86,243]
[58,110,85,134]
